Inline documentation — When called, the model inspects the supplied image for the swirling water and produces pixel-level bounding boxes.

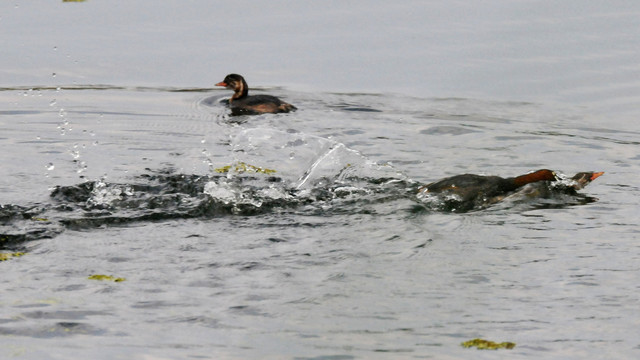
[2,1,640,359]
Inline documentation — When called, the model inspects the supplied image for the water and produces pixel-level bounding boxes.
[2,1,640,359]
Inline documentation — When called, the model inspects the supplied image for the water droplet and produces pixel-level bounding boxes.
[52,72,57,78]
[46,163,55,171]
[49,99,57,106]
[36,135,41,140]
[201,139,206,144]
[76,162,87,173]
[53,46,57,51]
[289,151,295,159]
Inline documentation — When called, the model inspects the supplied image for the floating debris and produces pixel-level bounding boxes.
[88,274,126,282]
[461,338,515,350]
[214,161,276,175]
[0,252,26,262]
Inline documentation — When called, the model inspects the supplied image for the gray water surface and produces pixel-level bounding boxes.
[1,1,640,360]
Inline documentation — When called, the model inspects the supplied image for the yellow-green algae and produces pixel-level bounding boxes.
[88,274,126,282]
[214,162,276,175]
[0,252,26,261]
[461,338,516,350]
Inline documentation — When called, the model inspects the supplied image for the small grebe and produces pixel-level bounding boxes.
[215,74,296,115]
[420,169,558,197]
[418,169,603,211]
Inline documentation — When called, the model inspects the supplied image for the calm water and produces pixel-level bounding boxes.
[2,1,640,359]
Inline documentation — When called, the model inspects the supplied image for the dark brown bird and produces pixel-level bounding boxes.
[418,169,603,212]
[215,74,296,115]
[418,169,557,211]
[421,169,557,197]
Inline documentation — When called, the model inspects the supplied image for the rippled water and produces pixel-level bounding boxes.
[2,1,640,359]
[2,85,637,360]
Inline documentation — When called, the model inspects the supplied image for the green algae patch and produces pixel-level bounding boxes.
[461,338,515,350]
[214,162,276,175]
[88,274,126,282]
[0,252,26,262]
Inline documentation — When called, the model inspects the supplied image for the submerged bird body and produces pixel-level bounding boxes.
[418,169,602,212]
[215,74,296,115]
[421,169,557,203]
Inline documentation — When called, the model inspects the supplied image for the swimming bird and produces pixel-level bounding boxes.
[215,74,296,115]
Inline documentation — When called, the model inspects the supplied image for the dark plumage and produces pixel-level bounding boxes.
[422,169,556,197]
[418,169,604,212]
[419,169,558,211]
[215,74,296,115]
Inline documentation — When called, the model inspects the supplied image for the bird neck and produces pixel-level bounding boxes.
[231,79,249,101]
[512,169,556,188]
